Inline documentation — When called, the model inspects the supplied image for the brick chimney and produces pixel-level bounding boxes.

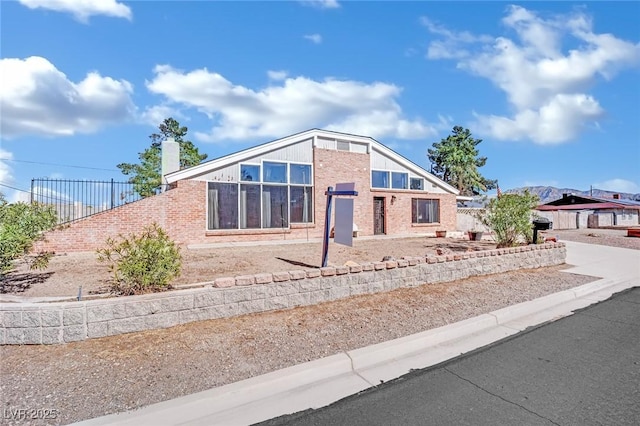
[613,193,620,200]
[161,138,180,192]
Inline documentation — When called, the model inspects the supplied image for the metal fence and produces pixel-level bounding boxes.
[30,178,144,224]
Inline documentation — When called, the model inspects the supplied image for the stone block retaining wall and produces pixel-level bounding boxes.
[0,243,566,345]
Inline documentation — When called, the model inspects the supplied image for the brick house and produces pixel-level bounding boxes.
[536,193,640,229]
[36,129,460,252]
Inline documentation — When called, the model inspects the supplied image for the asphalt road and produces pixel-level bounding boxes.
[261,287,640,426]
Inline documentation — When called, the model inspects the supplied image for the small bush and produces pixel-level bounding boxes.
[476,191,539,248]
[0,195,57,275]
[97,223,182,295]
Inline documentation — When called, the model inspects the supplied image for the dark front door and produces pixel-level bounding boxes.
[373,197,385,235]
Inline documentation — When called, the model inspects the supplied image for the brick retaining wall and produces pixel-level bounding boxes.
[0,243,566,345]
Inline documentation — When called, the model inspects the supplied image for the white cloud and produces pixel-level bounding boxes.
[473,93,603,144]
[0,148,14,186]
[0,56,136,138]
[299,0,340,10]
[267,70,289,81]
[146,65,437,142]
[304,34,323,44]
[18,0,132,22]
[140,104,182,127]
[420,17,492,60]
[593,179,640,194]
[424,6,640,144]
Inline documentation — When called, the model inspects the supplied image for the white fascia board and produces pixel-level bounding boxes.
[370,143,460,195]
[456,195,474,201]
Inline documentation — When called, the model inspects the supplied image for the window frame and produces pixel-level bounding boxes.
[411,198,440,224]
[207,160,314,230]
[410,177,424,191]
[391,172,408,190]
[240,163,261,183]
[371,170,390,188]
[262,160,288,184]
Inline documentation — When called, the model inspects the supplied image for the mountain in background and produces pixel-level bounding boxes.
[507,186,640,204]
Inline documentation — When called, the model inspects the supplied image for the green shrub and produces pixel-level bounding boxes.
[0,194,57,274]
[476,191,540,248]
[96,223,182,295]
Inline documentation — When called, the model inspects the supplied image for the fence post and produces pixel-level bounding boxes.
[30,179,34,204]
[110,178,115,210]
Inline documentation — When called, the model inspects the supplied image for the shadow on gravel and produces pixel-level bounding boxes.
[0,271,55,293]
[276,257,320,269]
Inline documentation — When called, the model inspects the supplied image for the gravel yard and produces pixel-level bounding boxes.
[0,229,636,425]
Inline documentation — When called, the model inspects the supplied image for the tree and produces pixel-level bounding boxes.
[428,126,497,196]
[0,194,58,274]
[476,191,540,248]
[117,118,208,197]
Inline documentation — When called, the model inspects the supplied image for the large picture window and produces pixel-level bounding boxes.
[263,161,287,183]
[291,186,313,223]
[208,162,313,230]
[240,184,261,229]
[392,172,408,189]
[372,170,389,188]
[208,182,238,229]
[412,199,440,224]
[240,164,260,182]
[290,164,312,185]
[262,185,288,228]
[410,178,424,190]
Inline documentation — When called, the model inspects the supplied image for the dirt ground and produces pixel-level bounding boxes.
[3,228,638,299]
[2,236,496,299]
[1,229,637,425]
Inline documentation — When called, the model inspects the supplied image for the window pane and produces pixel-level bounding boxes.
[207,182,238,229]
[412,199,440,224]
[410,178,424,190]
[392,172,408,189]
[263,162,287,183]
[262,185,288,228]
[240,164,260,182]
[291,186,313,223]
[290,164,311,185]
[337,141,350,151]
[371,170,389,188]
[240,184,261,229]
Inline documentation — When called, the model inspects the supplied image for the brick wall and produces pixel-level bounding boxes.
[314,147,457,236]
[34,148,458,253]
[34,180,206,252]
[1,243,566,345]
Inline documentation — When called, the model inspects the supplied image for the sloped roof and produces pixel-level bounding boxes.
[538,193,640,211]
[165,129,459,195]
[536,202,638,211]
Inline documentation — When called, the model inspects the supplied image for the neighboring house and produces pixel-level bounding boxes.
[536,193,640,229]
[35,129,460,253]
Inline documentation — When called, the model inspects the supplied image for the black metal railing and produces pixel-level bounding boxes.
[30,178,144,224]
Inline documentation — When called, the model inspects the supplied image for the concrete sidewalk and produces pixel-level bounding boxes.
[74,241,639,426]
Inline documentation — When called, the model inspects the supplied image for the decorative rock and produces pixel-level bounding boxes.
[214,277,235,288]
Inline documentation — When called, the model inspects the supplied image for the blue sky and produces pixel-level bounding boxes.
[1,0,639,203]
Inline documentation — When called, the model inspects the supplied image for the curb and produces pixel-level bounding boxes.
[73,277,637,426]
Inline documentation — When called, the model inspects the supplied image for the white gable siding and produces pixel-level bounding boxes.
[371,150,408,172]
[250,138,313,163]
[188,139,313,182]
[194,164,239,182]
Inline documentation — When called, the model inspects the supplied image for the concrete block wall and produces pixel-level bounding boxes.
[1,243,566,345]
